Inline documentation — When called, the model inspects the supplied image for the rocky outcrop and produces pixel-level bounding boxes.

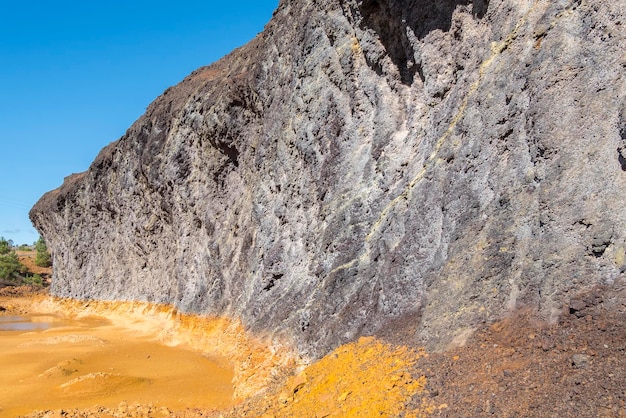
[31,0,626,359]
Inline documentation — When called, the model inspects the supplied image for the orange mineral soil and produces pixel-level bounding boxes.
[0,291,296,417]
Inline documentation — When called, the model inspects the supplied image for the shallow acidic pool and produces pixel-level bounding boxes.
[0,315,58,331]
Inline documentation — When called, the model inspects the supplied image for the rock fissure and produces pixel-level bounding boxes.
[333,1,547,277]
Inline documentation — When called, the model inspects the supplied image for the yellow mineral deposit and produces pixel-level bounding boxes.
[258,336,435,417]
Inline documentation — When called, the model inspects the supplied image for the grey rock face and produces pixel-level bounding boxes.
[31,0,626,359]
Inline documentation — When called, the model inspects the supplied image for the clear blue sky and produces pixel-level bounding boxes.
[0,0,278,245]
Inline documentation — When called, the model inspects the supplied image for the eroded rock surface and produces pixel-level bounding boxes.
[31,0,626,359]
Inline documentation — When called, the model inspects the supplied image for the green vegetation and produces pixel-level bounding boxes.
[0,237,11,255]
[0,237,28,281]
[34,237,52,267]
[0,236,49,287]
[24,274,43,286]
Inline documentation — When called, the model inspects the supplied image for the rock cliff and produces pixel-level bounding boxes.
[31,0,626,359]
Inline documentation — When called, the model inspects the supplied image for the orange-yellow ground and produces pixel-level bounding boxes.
[0,291,432,417]
[0,310,234,416]
[0,292,297,417]
[248,337,439,417]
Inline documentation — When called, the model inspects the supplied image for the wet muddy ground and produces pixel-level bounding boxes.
[0,290,234,417]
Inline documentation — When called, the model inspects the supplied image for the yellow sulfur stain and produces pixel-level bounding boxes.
[265,336,431,417]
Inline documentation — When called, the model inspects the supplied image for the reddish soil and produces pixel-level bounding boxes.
[16,250,52,281]
[412,284,626,417]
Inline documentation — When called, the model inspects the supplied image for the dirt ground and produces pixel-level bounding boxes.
[1,282,625,417]
[413,284,626,417]
[0,288,233,417]
[15,251,52,277]
[0,288,234,418]
[227,281,626,418]
[14,251,53,287]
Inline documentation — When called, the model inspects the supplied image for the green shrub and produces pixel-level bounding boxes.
[34,237,52,267]
[0,237,11,255]
[24,274,44,286]
[0,251,27,281]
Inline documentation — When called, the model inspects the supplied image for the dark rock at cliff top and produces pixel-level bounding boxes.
[30,0,626,359]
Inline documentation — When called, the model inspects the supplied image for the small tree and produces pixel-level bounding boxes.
[0,237,11,255]
[25,273,43,287]
[34,237,52,267]
[0,251,27,281]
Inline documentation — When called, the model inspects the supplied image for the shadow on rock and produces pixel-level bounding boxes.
[359,0,489,85]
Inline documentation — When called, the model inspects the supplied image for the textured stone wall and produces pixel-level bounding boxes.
[31,0,626,359]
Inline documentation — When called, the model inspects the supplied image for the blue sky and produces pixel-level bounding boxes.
[0,0,278,245]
